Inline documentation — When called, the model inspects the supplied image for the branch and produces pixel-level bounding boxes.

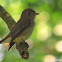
[0,5,29,59]
[0,5,16,30]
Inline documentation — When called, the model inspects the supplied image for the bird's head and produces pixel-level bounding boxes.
[21,8,39,19]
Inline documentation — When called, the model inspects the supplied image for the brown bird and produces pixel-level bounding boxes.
[0,8,39,51]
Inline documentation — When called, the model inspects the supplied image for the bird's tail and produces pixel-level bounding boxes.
[0,34,11,44]
[0,40,3,43]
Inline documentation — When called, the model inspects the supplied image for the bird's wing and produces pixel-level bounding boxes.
[0,19,22,43]
[0,19,30,43]
[8,19,31,50]
[11,19,31,39]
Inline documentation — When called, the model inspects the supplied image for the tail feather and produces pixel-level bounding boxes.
[0,41,3,43]
[0,34,11,44]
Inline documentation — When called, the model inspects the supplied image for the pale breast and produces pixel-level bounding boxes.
[22,26,34,40]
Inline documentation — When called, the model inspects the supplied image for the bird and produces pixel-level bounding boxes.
[0,8,39,51]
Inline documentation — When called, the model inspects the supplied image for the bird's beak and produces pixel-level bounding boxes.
[35,13,39,15]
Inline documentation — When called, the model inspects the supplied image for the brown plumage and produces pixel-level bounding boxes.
[0,8,39,51]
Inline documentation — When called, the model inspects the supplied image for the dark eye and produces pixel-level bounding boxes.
[27,12,30,15]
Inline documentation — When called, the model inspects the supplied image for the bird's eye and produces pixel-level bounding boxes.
[27,12,30,15]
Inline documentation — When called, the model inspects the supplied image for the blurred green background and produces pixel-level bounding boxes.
[0,0,62,62]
